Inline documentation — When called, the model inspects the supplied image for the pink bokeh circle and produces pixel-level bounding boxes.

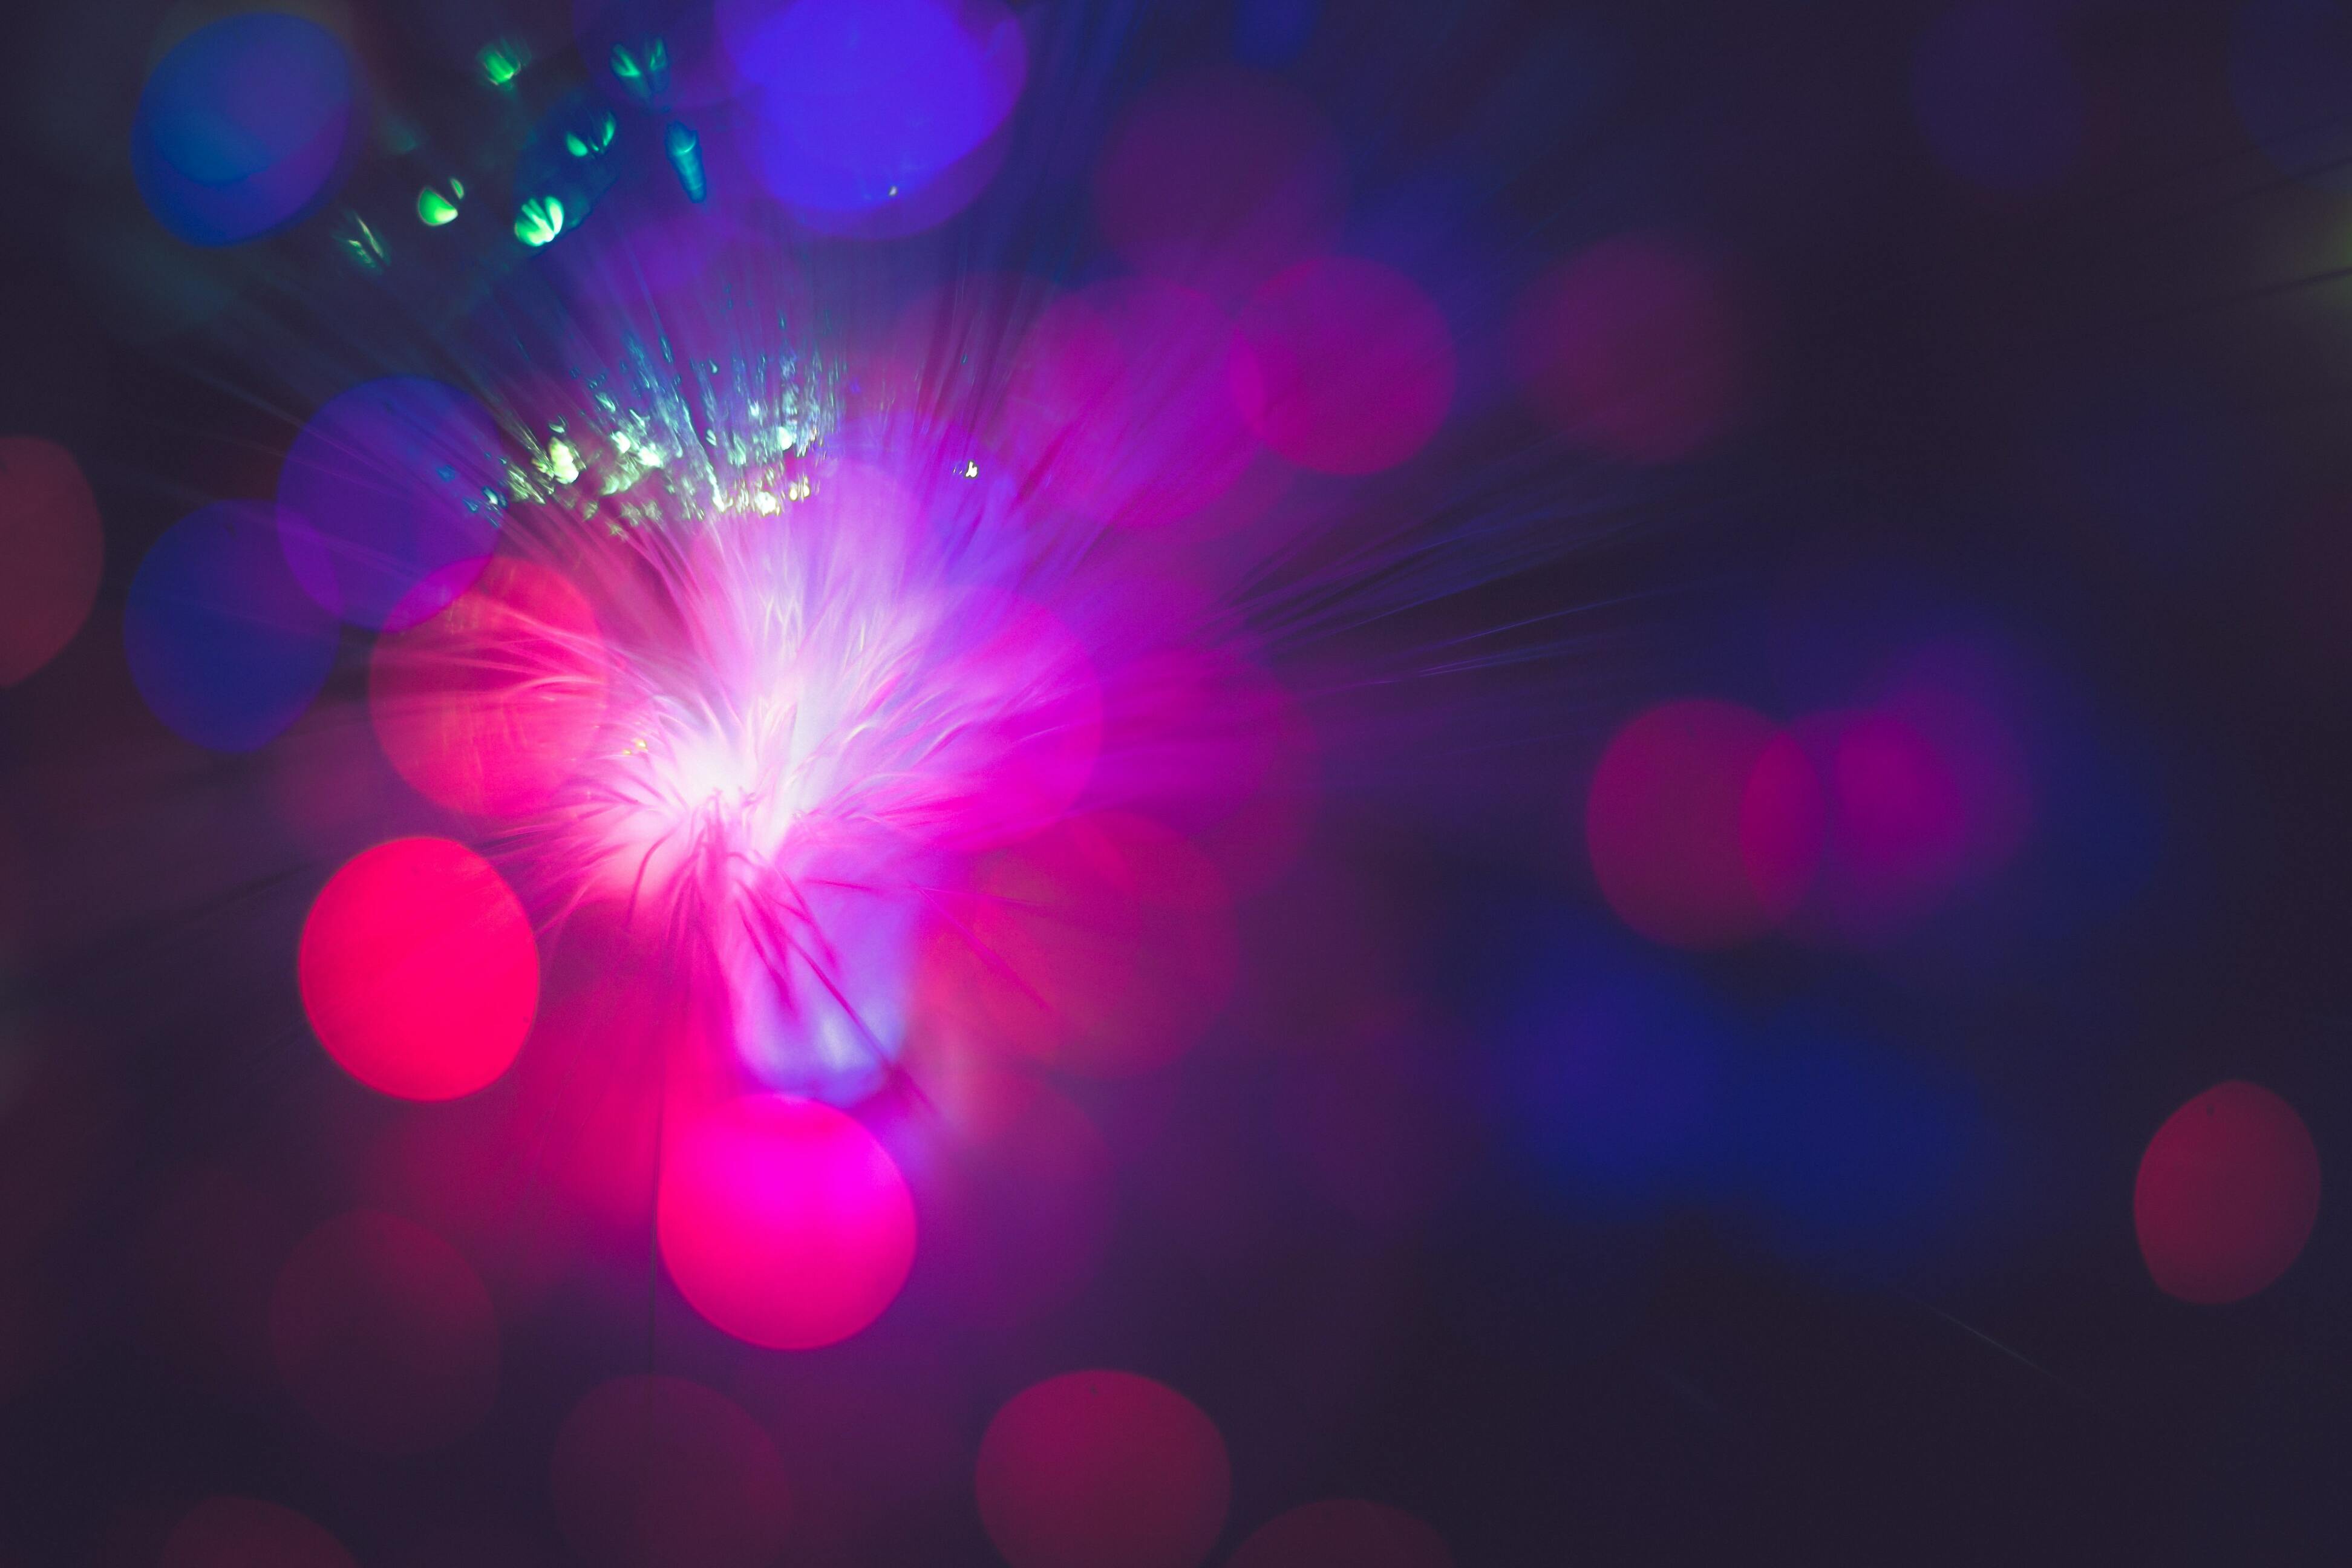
[368,555,612,819]
[658,1094,916,1348]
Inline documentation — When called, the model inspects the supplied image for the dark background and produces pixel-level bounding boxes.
[4,0,2351,1563]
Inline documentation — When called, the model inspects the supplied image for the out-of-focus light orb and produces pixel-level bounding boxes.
[726,0,1024,219]
[161,1495,358,1568]
[1791,655,2033,941]
[1230,257,1455,475]
[2135,1081,2321,1305]
[1093,67,1345,298]
[277,378,505,630]
[976,1370,1231,1568]
[922,811,1238,1078]
[131,13,354,246]
[0,437,103,686]
[125,502,338,751]
[656,1094,915,1349]
[2232,0,2352,192]
[368,557,611,817]
[267,1209,499,1454]
[1514,234,1745,465]
[1910,2,2084,194]
[1583,699,1821,950]
[1226,1500,1454,1568]
[1808,710,1971,929]
[550,1375,793,1568]
[299,837,539,1101]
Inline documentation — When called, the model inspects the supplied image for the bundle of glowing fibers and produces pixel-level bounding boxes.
[282,259,1325,1347]
[119,1,1599,1362]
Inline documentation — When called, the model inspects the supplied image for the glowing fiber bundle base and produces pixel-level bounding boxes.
[288,281,1309,1347]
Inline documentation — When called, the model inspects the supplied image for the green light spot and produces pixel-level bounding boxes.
[567,112,618,158]
[573,111,621,155]
[417,187,459,226]
[478,40,525,87]
[666,122,706,202]
[613,38,669,98]
[338,213,385,270]
[451,178,465,198]
[515,195,565,247]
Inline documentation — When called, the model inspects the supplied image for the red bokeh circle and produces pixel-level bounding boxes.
[2135,1080,2321,1305]
[299,836,539,1100]
[0,436,104,685]
[161,1496,358,1568]
[550,1374,793,1568]
[976,1370,1232,1568]
[658,1094,916,1349]
[369,555,611,818]
[1584,699,1821,949]
[267,1209,499,1453]
[1226,1500,1454,1568]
